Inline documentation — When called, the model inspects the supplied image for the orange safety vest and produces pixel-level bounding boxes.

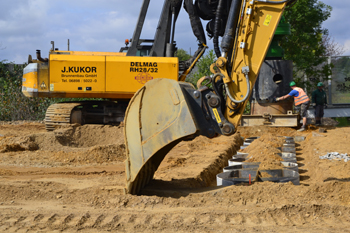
[294,87,310,106]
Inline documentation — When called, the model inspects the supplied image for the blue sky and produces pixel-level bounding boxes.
[0,0,349,64]
[322,0,350,54]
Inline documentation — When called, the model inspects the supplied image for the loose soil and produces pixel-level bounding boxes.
[0,122,350,232]
[242,134,284,170]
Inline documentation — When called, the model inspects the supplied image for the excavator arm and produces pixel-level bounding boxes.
[125,0,296,194]
[217,0,290,128]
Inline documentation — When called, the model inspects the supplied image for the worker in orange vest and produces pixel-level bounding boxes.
[275,81,310,131]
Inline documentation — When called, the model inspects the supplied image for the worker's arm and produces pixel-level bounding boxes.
[276,89,298,101]
[276,94,291,101]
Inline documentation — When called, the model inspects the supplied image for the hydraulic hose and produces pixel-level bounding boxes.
[224,73,250,104]
[184,0,207,45]
[220,0,242,56]
[213,0,225,58]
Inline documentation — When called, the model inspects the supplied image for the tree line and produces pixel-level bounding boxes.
[0,63,55,121]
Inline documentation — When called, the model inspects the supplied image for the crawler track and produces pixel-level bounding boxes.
[45,103,81,131]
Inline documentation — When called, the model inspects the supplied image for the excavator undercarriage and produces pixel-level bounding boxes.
[45,101,128,131]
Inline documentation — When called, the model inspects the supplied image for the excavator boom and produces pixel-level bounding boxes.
[125,0,295,194]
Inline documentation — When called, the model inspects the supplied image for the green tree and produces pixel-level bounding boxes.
[187,49,216,86]
[0,61,103,121]
[175,48,191,61]
[0,61,55,121]
[281,0,332,90]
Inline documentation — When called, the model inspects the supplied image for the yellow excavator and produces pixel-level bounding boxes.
[22,0,296,194]
[22,0,207,130]
[123,0,297,194]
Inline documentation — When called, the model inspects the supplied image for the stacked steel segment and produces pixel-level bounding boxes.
[217,135,300,186]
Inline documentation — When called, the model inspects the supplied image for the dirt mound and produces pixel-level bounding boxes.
[241,135,283,160]
[52,124,124,148]
[0,124,126,166]
[0,121,46,136]
[51,144,126,164]
[0,124,124,153]
[240,134,284,170]
[237,126,298,139]
[186,135,233,153]
[0,135,39,152]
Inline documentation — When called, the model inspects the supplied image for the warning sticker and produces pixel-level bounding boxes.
[40,81,46,89]
[263,14,272,26]
[213,108,222,123]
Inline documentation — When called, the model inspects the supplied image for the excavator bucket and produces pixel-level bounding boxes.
[124,78,234,194]
[124,78,198,194]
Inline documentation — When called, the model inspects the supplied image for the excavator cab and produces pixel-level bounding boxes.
[119,39,155,57]
[125,0,296,194]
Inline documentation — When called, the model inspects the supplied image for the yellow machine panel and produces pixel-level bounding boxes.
[22,63,38,97]
[49,54,106,93]
[46,53,178,97]
[106,56,178,93]
[22,62,49,97]
[37,63,49,93]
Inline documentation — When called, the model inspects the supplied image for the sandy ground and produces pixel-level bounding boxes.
[0,121,350,232]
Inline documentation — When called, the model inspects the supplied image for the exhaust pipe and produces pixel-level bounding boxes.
[36,50,48,62]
